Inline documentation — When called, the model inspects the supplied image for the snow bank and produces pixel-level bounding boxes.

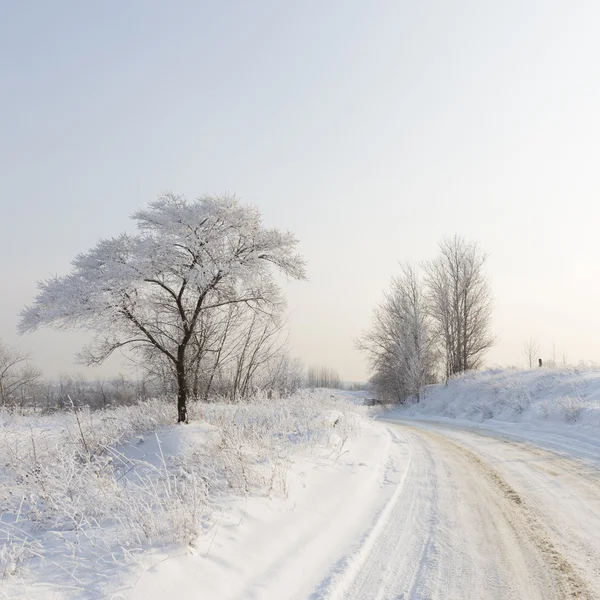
[0,390,368,598]
[395,367,600,428]
[124,407,392,600]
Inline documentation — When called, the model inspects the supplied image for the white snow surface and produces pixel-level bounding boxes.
[0,390,383,599]
[5,371,600,599]
[124,409,391,600]
[121,368,600,600]
[399,367,600,425]
[391,367,600,459]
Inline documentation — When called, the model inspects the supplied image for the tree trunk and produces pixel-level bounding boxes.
[192,367,200,400]
[176,346,188,423]
[177,385,188,423]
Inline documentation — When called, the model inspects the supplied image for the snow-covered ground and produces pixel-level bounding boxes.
[372,367,600,599]
[5,370,600,599]
[0,390,382,599]
[123,409,391,600]
[390,367,600,461]
[397,366,600,426]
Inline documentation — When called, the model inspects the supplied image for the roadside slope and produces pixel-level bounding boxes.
[121,418,397,600]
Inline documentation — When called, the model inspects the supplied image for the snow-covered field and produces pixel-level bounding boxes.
[5,370,600,599]
[0,390,374,599]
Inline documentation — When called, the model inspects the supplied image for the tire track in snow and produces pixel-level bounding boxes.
[312,428,451,600]
[309,429,413,600]
[313,422,593,600]
[418,428,593,600]
[411,421,600,593]
[383,440,440,600]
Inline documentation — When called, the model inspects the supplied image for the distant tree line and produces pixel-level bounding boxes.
[6,319,310,411]
[0,340,352,413]
[359,235,494,404]
[306,365,341,389]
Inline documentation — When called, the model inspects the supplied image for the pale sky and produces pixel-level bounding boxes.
[2,1,600,381]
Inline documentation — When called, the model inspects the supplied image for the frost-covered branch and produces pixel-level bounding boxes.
[19,193,306,422]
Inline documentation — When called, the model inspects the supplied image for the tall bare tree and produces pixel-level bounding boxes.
[524,337,540,369]
[306,365,342,389]
[0,341,42,407]
[359,264,438,403]
[424,236,493,380]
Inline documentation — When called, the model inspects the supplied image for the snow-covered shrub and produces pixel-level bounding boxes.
[557,396,584,422]
[506,385,531,415]
[189,390,361,496]
[535,395,584,422]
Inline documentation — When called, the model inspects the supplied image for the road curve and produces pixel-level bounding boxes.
[315,419,600,600]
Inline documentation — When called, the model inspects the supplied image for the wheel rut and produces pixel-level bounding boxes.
[416,428,593,600]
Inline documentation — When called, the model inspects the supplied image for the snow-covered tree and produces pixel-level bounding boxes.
[359,264,437,403]
[0,340,42,407]
[424,235,493,379]
[306,365,342,389]
[524,337,540,369]
[19,193,306,422]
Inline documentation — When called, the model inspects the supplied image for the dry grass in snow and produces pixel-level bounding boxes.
[0,390,366,598]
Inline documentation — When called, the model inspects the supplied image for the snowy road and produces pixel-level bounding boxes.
[315,419,600,600]
[126,417,600,600]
